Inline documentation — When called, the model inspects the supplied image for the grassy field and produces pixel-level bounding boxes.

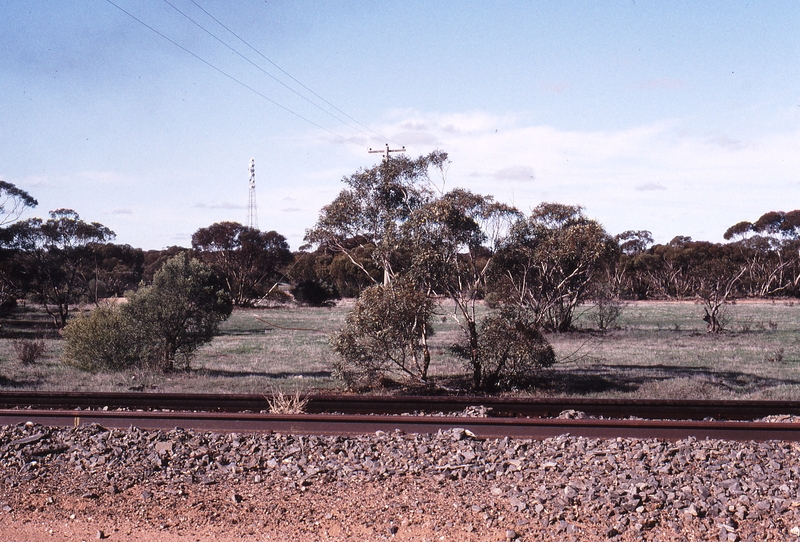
[1,299,800,399]
[552,300,800,400]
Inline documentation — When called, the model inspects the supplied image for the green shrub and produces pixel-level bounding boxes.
[62,304,137,371]
[452,308,556,391]
[123,254,232,371]
[62,254,232,372]
[330,279,433,390]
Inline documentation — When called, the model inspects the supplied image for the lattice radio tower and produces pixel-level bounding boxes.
[246,158,259,230]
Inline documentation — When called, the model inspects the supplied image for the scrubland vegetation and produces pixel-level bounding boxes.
[2,152,800,398]
[2,299,800,400]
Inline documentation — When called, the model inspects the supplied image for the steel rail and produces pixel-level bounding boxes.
[2,391,800,420]
[1,409,799,441]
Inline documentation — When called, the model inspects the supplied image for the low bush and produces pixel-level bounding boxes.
[453,308,556,391]
[11,338,47,365]
[62,305,137,371]
[590,286,624,330]
[62,254,232,372]
[330,279,433,390]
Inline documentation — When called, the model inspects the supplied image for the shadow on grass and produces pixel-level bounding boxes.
[193,368,332,380]
[541,363,800,395]
[0,375,42,388]
[534,372,638,395]
[0,323,60,340]
[218,328,270,337]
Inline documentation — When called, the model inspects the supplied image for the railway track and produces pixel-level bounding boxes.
[2,391,800,441]
[3,390,800,419]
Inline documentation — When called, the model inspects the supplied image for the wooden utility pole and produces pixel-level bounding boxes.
[368,143,405,162]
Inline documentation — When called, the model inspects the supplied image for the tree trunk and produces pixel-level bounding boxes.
[467,320,481,389]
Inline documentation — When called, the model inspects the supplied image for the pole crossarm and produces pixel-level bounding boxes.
[369,143,406,162]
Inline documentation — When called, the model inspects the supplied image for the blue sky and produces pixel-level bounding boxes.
[1,1,798,250]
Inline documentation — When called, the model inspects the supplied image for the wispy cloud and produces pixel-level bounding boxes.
[193,202,244,210]
[493,166,535,181]
[706,136,748,152]
[635,182,667,191]
[111,208,133,215]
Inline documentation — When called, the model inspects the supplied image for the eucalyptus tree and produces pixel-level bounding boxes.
[0,180,37,226]
[6,209,115,327]
[311,152,561,391]
[330,277,435,388]
[191,221,292,305]
[692,243,747,333]
[610,230,655,300]
[404,188,521,388]
[723,210,800,297]
[0,181,37,311]
[122,254,232,371]
[304,150,448,286]
[492,203,619,332]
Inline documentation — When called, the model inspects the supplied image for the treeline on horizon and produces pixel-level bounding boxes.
[1,159,799,333]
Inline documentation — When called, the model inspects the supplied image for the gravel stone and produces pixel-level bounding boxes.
[1,422,799,539]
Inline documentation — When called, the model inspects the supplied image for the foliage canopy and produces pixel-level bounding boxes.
[63,254,232,372]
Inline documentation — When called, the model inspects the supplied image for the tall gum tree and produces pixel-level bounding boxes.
[192,222,292,306]
[304,150,448,287]
[723,210,800,297]
[0,180,38,227]
[404,188,520,389]
[492,203,619,332]
[0,181,38,310]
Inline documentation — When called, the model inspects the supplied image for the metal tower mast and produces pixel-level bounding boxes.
[246,158,258,230]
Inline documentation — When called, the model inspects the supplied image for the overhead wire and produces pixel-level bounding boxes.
[187,0,402,147]
[104,0,369,149]
[162,0,390,147]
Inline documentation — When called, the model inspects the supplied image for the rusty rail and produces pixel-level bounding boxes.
[1,408,799,441]
[2,391,800,420]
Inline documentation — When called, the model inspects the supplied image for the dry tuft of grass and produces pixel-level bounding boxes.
[265,388,309,414]
[12,338,47,365]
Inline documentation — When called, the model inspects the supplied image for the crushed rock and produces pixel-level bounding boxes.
[1,422,800,540]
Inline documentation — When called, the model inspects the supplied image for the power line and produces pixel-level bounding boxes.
[187,0,403,147]
[163,0,389,146]
[104,0,368,148]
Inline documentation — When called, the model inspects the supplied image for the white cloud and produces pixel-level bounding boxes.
[193,202,245,210]
[492,166,536,181]
[372,110,800,243]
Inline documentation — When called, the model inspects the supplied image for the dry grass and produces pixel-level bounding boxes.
[265,388,309,414]
[2,299,800,399]
[11,338,47,365]
[544,299,800,399]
